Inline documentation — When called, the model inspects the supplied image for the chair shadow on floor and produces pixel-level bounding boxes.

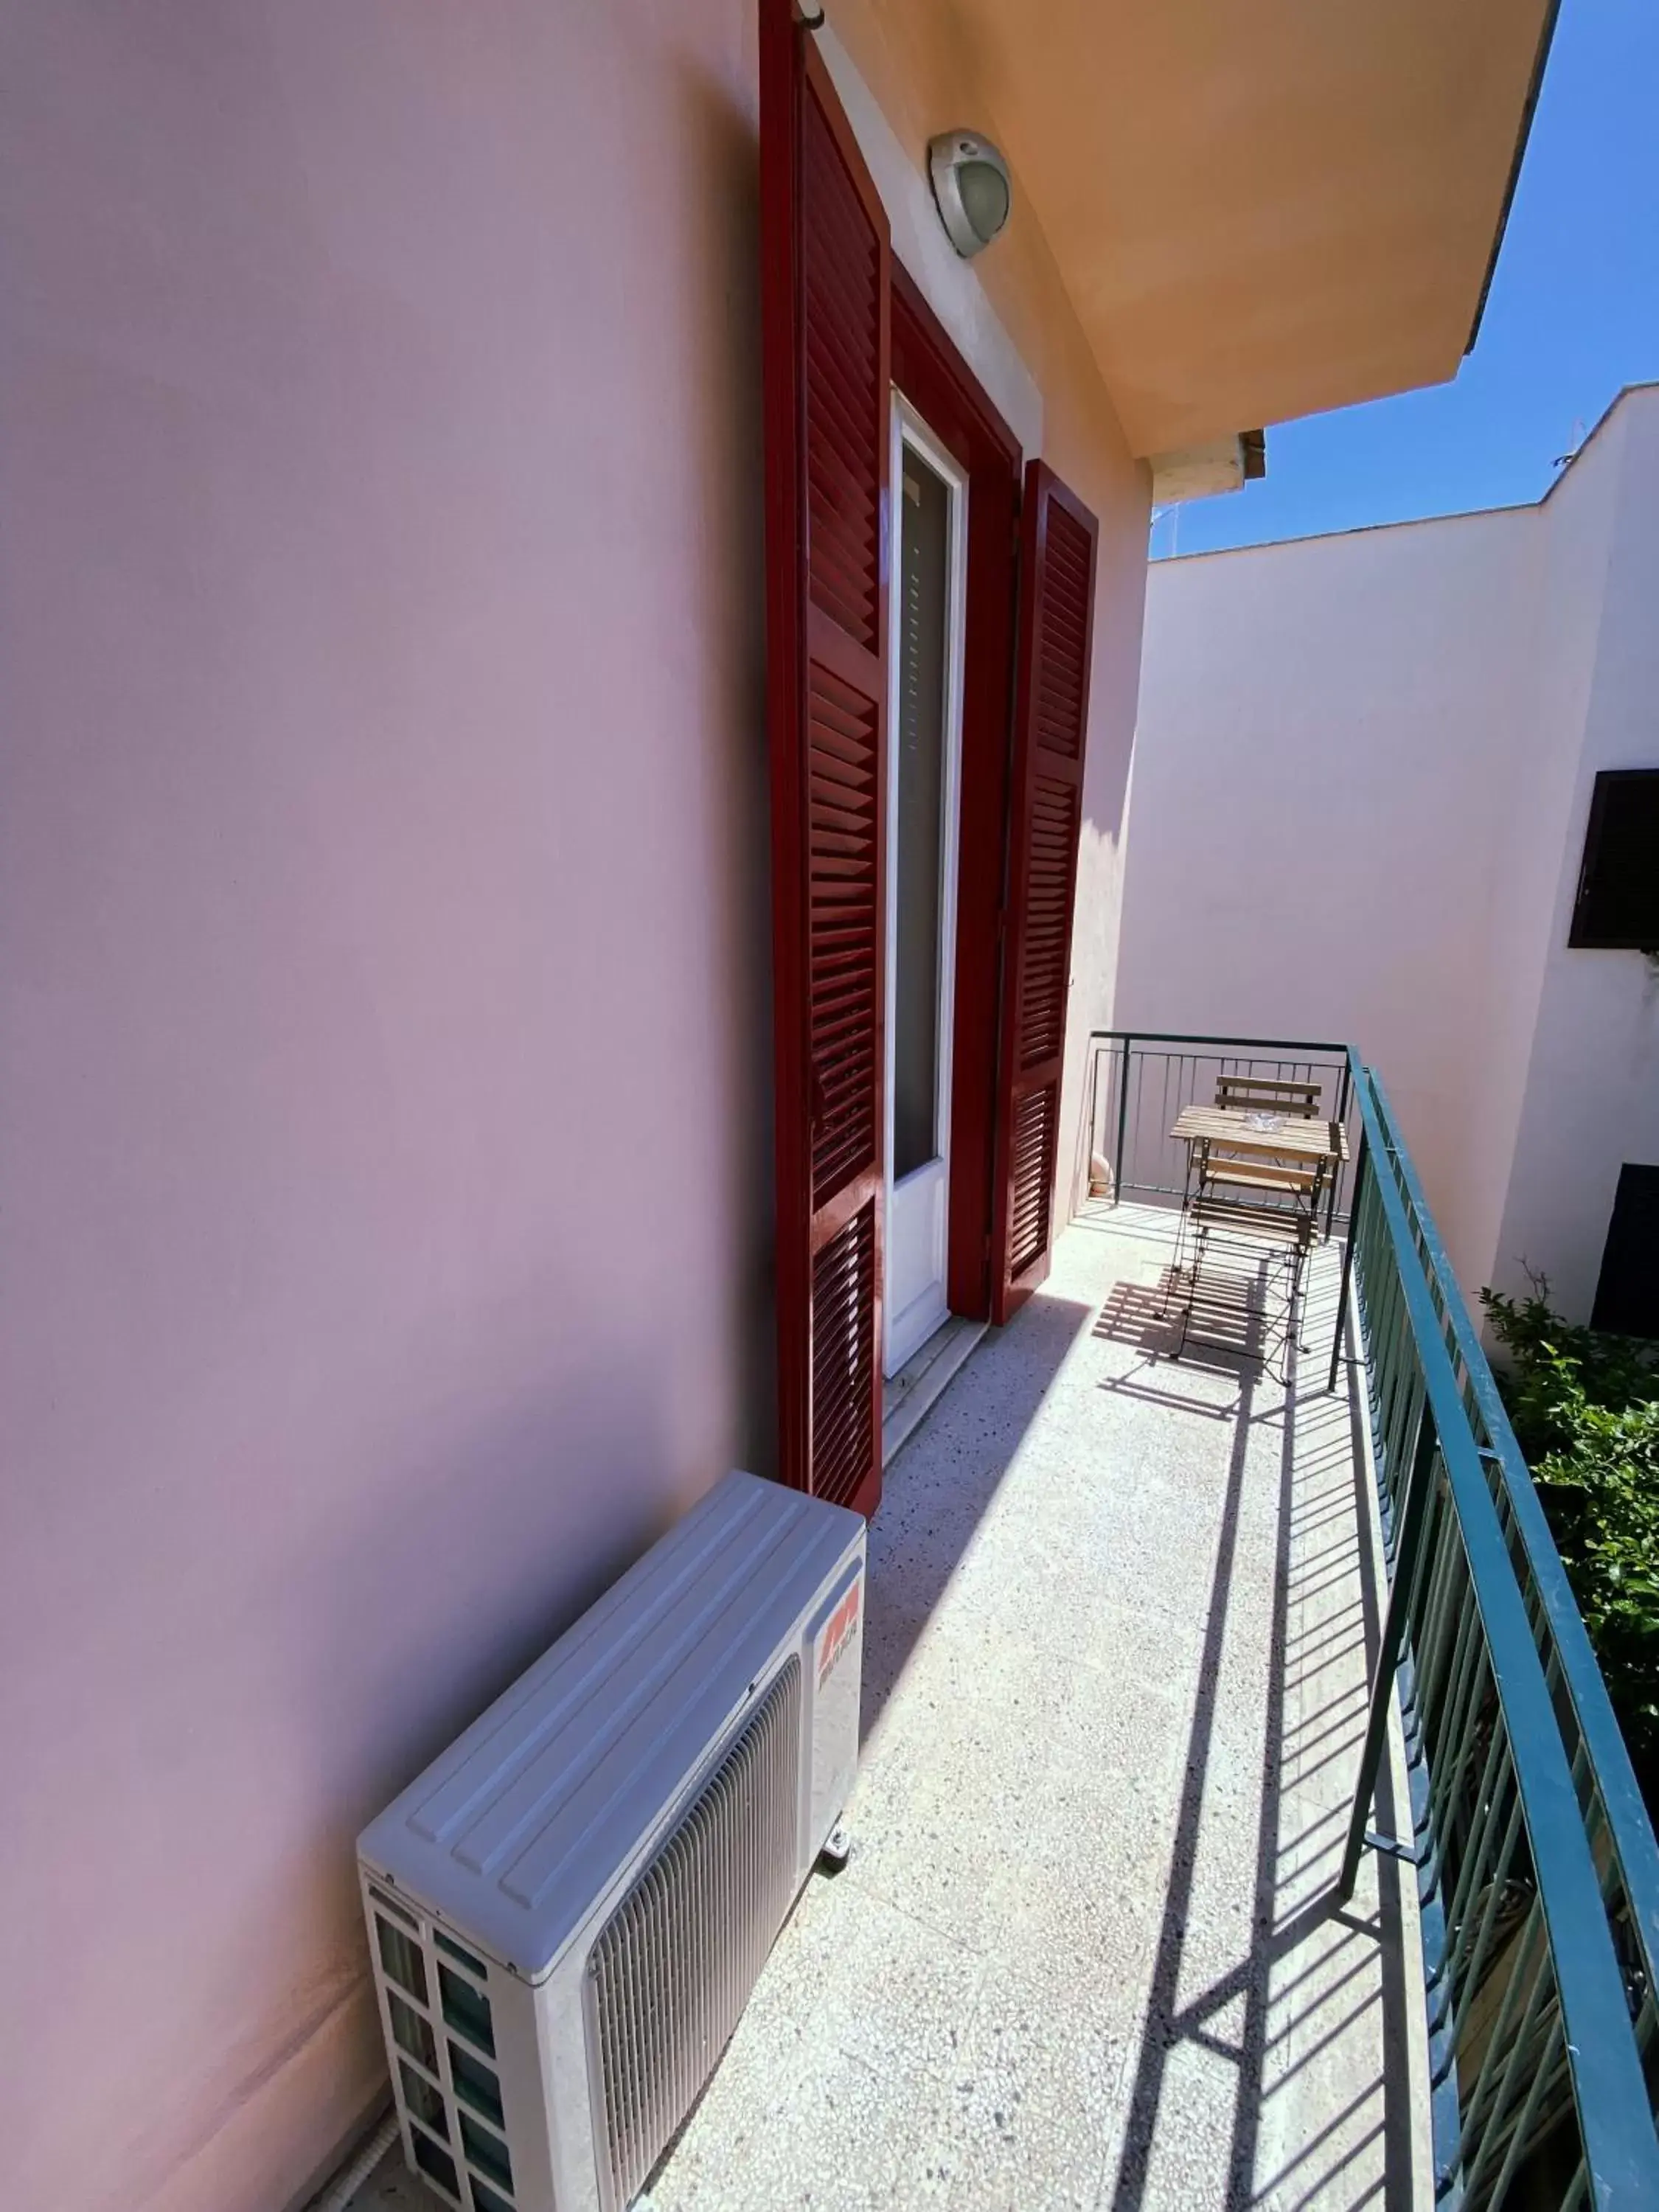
[1088,1265,1272,1422]
[1098,1265,1266,1359]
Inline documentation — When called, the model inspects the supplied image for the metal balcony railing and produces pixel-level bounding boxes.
[1081,1032,1659,2208]
[1079,1029,1360,1238]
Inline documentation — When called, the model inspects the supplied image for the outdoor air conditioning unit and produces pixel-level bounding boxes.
[358,1470,866,2212]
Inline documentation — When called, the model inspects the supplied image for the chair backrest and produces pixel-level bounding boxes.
[1214,1074,1323,1118]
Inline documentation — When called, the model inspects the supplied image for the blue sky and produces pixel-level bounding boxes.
[1150,0,1659,560]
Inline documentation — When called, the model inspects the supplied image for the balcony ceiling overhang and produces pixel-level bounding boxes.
[942,0,1557,456]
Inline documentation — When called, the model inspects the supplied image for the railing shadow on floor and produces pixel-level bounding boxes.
[1085,1035,1659,2208]
[1091,1217,1419,2212]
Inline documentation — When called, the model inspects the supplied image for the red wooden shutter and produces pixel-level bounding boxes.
[760,0,890,1517]
[991,461,1099,1322]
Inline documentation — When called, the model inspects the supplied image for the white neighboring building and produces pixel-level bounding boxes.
[1117,383,1659,1320]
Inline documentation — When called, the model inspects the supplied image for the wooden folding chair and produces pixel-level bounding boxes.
[1212,1074,1323,1117]
[1166,1185,1314,1377]
[1204,1074,1329,1229]
[1165,1099,1321,1374]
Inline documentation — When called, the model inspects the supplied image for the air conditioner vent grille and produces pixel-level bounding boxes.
[589,1660,802,2212]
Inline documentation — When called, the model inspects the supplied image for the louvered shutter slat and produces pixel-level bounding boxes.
[991,462,1099,1320]
[762,0,889,1517]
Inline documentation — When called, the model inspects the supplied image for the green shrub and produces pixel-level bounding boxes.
[1480,1282,1659,1792]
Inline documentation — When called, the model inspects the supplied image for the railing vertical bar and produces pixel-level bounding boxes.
[1429,1618,1489,1841]
[1460,1904,1554,2204]
[1453,1781,1526,2013]
[1455,1896,1546,2173]
[1161,1051,1175,1196]
[1481,2008,1568,2212]
[1340,1405,1441,1901]
[1327,1115,1366,1391]
[1366,1236,1399,1476]
[1411,1492,1464,1745]
[1329,1051,1354,1236]
[1113,1034,1132,1204]
[1405,1466,1453,1662]
[1378,1285,1416,1509]
[1382,1350,1422,1517]
[1443,1713,1515,1948]
[1085,1038,1101,1206]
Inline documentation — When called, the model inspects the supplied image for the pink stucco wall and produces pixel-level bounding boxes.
[2,8,776,2205]
[0,9,1145,2209]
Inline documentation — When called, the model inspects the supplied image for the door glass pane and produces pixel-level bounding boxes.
[893,446,950,1180]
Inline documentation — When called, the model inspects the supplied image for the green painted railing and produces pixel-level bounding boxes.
[1342,1059,1659,2207]
[1085,1032,1659,2206]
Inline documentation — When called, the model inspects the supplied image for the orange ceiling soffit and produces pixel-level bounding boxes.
[932,0,1559,455]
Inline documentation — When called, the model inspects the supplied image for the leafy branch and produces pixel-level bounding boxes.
[1481,1278,1659,1787]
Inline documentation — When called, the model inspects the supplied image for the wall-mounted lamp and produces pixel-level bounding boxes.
[928,131,1011,258]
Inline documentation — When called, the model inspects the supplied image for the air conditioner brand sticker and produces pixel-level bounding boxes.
[816,1577,862,1688]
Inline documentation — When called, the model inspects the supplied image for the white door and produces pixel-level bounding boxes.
[883,399,967,1376]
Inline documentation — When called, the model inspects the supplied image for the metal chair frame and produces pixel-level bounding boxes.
[1165,1130,1324,1378]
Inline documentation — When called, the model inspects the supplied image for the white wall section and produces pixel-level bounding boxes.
[1118,385,1659,1315]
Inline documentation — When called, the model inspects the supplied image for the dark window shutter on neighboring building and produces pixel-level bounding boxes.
[760,0,890,1517]
[1591,1164,1659,1338]
[991,461,1099,1322]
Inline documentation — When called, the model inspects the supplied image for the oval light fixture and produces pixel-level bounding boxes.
[928,131,1011,259]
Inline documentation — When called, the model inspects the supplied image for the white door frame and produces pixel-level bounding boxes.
[883,394,968,1376]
